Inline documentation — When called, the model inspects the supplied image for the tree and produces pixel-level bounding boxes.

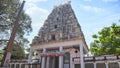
[0,0,32,48]
[0,50,3,61]
[90,22,120,56]
[11,43,26,59]
[2,42,26,60]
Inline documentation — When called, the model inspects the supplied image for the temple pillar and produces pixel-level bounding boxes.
[70,55,74,68]
[79,42,84,68]
[41,48,46,68]
[46,57,50,68]
[59,46,63,68]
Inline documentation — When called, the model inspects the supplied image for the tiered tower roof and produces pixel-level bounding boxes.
[32,3,86,45]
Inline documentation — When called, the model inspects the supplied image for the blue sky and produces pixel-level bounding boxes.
[22,0,120,48]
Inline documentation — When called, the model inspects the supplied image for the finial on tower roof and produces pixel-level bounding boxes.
[67,0,71,4]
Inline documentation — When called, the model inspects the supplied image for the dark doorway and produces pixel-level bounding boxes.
[55,57,59,68]
[63,52,70,68]
[49,57,59,68]
[51,34,56,40]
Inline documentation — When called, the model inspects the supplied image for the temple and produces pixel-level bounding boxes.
[28,2,88,68]
[1,1,119,68]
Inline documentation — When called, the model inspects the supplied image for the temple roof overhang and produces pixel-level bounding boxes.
[30,38,89,54]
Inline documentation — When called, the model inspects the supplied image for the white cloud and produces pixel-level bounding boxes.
[24,1,49,41]
[84,0,92,2]
[24,0,49,27]
[25,4,49,27]
[102,0,119,2]
[27,0,47,3]
[25,5,48,16]
[80,5,104,13]
[24,0,47,3]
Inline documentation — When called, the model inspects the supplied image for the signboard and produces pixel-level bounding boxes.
[73,57,80,63]
[40,51,64,57]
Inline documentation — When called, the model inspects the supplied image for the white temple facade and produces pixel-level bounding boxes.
[28,3,89,68]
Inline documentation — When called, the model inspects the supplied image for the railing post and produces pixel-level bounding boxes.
[118,62,120,68]
[105,62,108,68]
[94,62,96,68]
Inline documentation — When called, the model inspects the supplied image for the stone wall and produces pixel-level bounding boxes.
[6,60,120,68]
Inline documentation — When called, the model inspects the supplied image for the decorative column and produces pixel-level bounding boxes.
[46,57,50,68]
[79,42,85,68]
[28,48,33,63]
[59,46,63,68]
[94,62,96,68]
[41,48,46,68]
[105,62,108,68]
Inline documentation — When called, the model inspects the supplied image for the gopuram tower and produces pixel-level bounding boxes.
[28,2,88,68]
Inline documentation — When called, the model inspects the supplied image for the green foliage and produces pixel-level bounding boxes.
[0,0,32,60]
[0,50,3,61]
[3,42,28,59]
[11,43,25,59]
[90,23,120,56]
[92,34,98,38]
[0,0,32,47]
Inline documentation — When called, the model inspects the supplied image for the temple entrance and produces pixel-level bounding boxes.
[63,52,70,68]
[49,57,59,68]
[55,57,59,68]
